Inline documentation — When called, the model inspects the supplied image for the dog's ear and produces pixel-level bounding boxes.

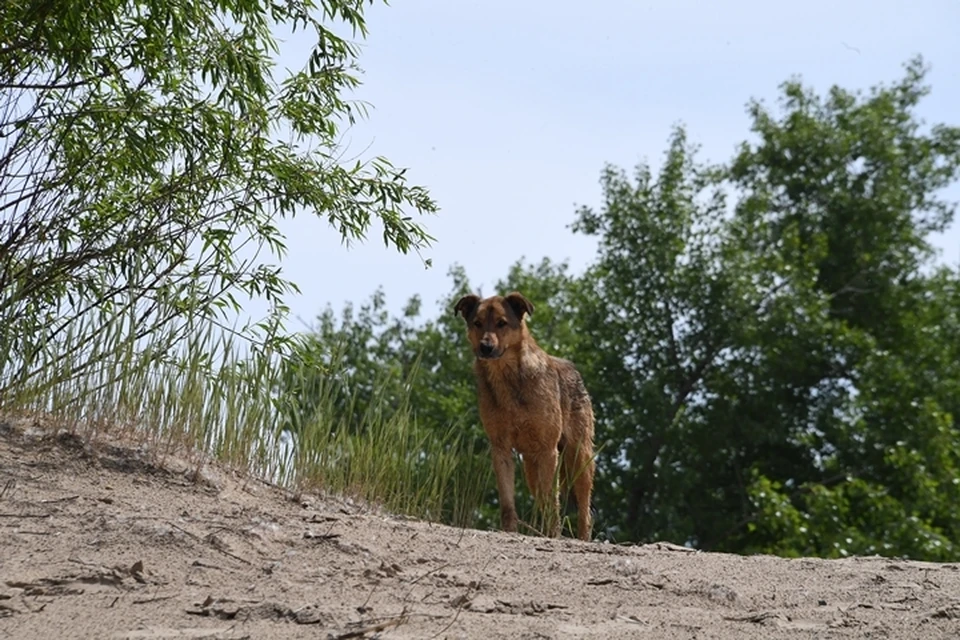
[504,291,534,320]
[453,294,480,321]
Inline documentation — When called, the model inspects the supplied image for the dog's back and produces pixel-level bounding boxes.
[549,355,595,449]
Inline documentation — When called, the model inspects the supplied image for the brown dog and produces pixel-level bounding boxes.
[454,291,595,541]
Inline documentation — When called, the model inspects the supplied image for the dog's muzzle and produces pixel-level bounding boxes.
[478,342,497,358]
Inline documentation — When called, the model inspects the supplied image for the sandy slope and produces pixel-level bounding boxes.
[1,418,959,639]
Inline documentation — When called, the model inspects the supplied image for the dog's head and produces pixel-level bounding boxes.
[453,292,534,360]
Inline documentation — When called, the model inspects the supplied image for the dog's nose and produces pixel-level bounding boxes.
[479,342,495,357]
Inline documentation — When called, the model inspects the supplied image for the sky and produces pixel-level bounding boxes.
[260,0,960,332]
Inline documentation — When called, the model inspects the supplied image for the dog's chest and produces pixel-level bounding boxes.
[475,359,562,451]
[478,358,549,407]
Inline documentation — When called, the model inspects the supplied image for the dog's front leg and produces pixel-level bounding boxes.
[523,449,562,538]
[491,446,518,533]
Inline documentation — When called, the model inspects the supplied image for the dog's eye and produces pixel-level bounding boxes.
[496,319,507,328]
[473,320,482,328]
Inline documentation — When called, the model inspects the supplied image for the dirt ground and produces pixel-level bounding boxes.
[2,417,959,639]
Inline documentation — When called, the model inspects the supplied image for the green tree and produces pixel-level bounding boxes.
[1,0,436,399]
[726,58,960,559]
[571,127,750,545]
[572,57,960,558]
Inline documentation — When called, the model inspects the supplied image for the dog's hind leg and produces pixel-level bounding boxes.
[562,438,595,541]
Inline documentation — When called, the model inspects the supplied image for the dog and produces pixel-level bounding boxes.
[454,291,595,541]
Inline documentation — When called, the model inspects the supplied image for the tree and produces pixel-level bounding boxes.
[571,127,750,545]
[726,58,960,559]
[0,0,436,399]
[572,57,960,558]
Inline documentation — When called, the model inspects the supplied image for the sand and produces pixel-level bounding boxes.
[2,417,959,639]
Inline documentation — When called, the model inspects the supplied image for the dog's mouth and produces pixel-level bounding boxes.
[477,348,502,360]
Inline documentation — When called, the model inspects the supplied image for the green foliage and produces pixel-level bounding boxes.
[1,0,436,400]
[571,127,746,544]
[572,56,960,556]
[1,0,480,537]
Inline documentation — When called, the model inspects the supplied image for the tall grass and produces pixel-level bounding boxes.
[276,355,491,526]
[0,303,490,529]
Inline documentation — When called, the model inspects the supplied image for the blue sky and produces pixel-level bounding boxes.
[264,0,960,330]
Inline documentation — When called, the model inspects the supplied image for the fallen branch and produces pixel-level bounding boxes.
[168,522,252,566]
[330,613,408,639]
